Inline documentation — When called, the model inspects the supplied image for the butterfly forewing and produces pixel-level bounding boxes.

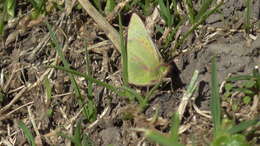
[127,13,168,86]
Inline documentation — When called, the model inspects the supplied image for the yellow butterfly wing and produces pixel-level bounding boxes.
[127,13,169,86]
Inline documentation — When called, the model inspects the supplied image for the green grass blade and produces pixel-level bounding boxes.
[50,65,119,94]
[140,128,184,146]
[81,134,94,146]
[145,81,161,100]
[119,14,128,86]
[84,43,94,97]
[158,0,173,27]
[50,65,144,108]
[47,23,83,101]
[196,0,214,21]
[83,42,97,122]
[93,0,102,12]
[43,77,52,100]
[171,0,178,16]
[28,0,44,13]
[121,86,148,109]
[104,0,115,14]
[226,75,256,81]
[178,70,199,123]
[0,15,4,35]
[233,88,254,95]
[143,0,154,16]
[210,56,221,136]
[186,70,199,94]
[6,0,15,17]
[84,98,97,122]
[18,121,36,146]
[253,66,260,91]
[170,113,180,143]
[59,132,79,145]
[185,0,196,24]
[73,122,83,146]
[244,0,252,32]
[164,18,185,50]
[58,120,93,146]
[0,89,5,103]
[173,1,223,53]
[228,118,260,134]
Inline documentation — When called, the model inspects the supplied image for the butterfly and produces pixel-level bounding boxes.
[127,13,170,86]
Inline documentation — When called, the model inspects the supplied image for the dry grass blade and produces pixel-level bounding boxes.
[78,0,121,52]
[177,70,199,120]
[0,86,28,115]
[0,101,33,121]
[106,0,132,22]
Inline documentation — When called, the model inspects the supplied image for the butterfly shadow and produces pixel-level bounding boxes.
[167,61,184,90]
